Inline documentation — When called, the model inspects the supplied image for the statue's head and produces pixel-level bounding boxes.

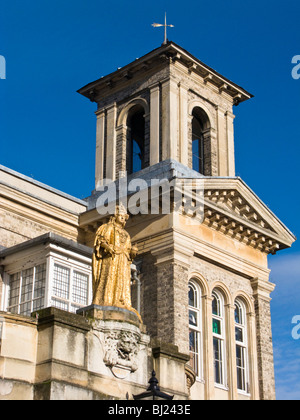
[113,204,129,227]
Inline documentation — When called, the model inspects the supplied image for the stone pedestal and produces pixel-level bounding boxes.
[77,305,149,380]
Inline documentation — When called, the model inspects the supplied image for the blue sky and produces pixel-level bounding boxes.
[0,0,299,400]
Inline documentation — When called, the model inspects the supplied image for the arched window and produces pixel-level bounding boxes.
[212,290,226,386]
[127,105,145,175]
[235,299,249,393]
[192,114,204,174]
[188,280,203,378]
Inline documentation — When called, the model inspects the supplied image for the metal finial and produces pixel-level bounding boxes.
[152,12,174,45]
[132,370,174,400]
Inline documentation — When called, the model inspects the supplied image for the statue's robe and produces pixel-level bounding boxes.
[92,220,134,312]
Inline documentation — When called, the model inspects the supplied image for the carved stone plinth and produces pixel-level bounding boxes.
[77,305,149,379]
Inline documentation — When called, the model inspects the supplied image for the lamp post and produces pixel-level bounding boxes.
[133,370,174,400]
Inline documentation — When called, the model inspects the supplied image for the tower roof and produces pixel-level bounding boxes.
[77,41,253,106]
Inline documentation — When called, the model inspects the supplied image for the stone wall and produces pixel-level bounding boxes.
[0,307,190,400]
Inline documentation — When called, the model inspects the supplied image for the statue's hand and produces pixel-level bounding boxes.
[102,242,115,257]
[130,245,138,260]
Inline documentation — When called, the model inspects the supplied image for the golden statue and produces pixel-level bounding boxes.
[92,205,141,321]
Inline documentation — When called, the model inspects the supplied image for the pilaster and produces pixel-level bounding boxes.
[115,124,127,176]
[247,310,260,400]
[95,110,105,188]
[105,103,117,181]
[150,245,193,355]
[217,106,228,176]
[225,111,236,177]
[161,78,179,161]
[251,278,276,400]
[226,303,238,400]
[202,294,215,400]
[150,83,160,166]
[179,83,189,166]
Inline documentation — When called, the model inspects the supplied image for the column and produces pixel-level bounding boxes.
[95,110,105,189]
[105,103,117,181]
[247,310,260,400]
[161,78,179,161]
[115,124,127,177]
[226,111,236,177]
[179,83,189,167]
[150,83,160,166]
[150,244,193,355]
[217,106,228,176]
[251,278,276,400]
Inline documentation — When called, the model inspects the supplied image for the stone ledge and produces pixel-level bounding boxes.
[76,304,146,332]
[151,339,190,364]
[33,307,91,332]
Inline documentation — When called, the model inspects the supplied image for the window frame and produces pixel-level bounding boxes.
[6,263,47,316]
[192,115,205,175]
[47,255,92,314]
[234,298,250,395]
[188,280,203,381]
[212,290,227,388]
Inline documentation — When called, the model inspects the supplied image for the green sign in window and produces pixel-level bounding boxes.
[213,318,221,335]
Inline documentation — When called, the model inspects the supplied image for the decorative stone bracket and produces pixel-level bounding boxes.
[78,305,149,379]
[103,329,141,373]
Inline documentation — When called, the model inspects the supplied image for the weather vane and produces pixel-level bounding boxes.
[152,13,174,45]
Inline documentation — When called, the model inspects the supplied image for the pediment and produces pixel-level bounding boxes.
[202,178,296,254]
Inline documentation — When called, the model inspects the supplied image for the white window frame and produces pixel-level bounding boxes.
[3,247,92,316]
[235,299,250,395]
[5,263,47,316]
[47,254,92,313]
[212,290,227,388]
[188,280,203,380]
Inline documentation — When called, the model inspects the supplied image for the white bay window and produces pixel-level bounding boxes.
[1,233,93,316]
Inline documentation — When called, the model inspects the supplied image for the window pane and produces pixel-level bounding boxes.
[189,330,199,376]
[32,298,44,312]
[51,298,68,311]
[235,303,242,324]
[34,264,46,299]
[236,345,246,391]
[72,271,88,305]
[20,301,32,316]
[212,318,221,335]
[192,139,200,173]
[132,139,142,173]
[212,295,219,316]
[9,272,21,307]
[213,338,223,385]
[53,264,70,299]
[189,310,198,327]
[20,268,34,303]
[70,304,82,314]
[235,326,243,343]
[188,285,196,307]
[192,116,204,174]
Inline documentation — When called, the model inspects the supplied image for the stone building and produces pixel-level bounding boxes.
[0,41,296,400]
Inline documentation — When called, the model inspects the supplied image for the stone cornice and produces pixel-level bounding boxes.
[201,178,296,255]
[77,42,253,106]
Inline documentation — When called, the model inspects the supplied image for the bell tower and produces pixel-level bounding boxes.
[78,41,252,188]
[78,42,295,401]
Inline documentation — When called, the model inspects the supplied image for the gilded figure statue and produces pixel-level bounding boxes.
[92,205,141,321]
